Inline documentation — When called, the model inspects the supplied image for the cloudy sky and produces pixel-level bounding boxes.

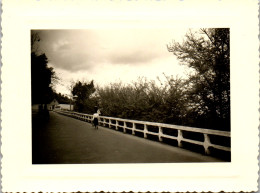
[34,28,192,95]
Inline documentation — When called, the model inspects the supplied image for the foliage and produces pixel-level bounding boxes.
[31,52,55,104]
[54,93,71,104]
[72,80,96,112]
[167,28,230,130]
[96,76,188,125]
[31,31,58,105]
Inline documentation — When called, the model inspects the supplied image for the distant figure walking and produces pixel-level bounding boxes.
[92,112,100,129]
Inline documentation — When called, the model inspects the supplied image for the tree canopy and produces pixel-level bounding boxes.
[54,93,70,104]
[167,28,230,130]
[96,77,188,125]
[31,31,57,105]
[72,80,96,112]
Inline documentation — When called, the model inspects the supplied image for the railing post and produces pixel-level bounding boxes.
[123,122,126,133]
[204,134,211,155]
[132,123,136,135]
[109,119,111,128]
[103,119,106,127]
[144,124,147,138]
[158,126,163,142]
[177,130,183,148]
[116,120,118,130]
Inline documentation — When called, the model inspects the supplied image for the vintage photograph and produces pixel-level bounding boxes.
[31,28,231,164]
[2,0,258,192]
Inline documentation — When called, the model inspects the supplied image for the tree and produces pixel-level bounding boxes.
[31,32,40,54]
[161,75,188,125]
[96,76,188,124]
[72,80,96,112]
[54,93,70,104]
[31,31,57,105]
[167,28,230,130]
[31,53,56,105]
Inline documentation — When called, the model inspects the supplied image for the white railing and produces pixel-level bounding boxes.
[54,110,231,155]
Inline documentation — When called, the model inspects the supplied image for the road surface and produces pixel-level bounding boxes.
[32,111,223,164]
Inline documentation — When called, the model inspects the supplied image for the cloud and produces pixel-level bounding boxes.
[108,47,161,65]
[35,29,175,73]
[53,41,70,52]
[33,28,192,94]
[36,30,99,72]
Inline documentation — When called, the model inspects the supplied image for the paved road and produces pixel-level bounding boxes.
[32,111,223,164]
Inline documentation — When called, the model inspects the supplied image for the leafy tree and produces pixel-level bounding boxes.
[96,76,188,125]
[167,28,230,130]
[54,93,71,104]
[72,80,96,112]
[161,75,188,125]
[97,82,126,117]
[31,31,58,105]
[31,52,56,105]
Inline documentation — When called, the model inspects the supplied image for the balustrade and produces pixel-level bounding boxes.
[54,109,230,156]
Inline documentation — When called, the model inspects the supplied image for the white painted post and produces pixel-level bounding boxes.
[132,123,136,135]
[158,126,163,142]
[123,122,126,133]
[116,120,118,130]
[109,119,111,128]
[204,134,211,155]
[144,124,147,138]
[177,130,183,147]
